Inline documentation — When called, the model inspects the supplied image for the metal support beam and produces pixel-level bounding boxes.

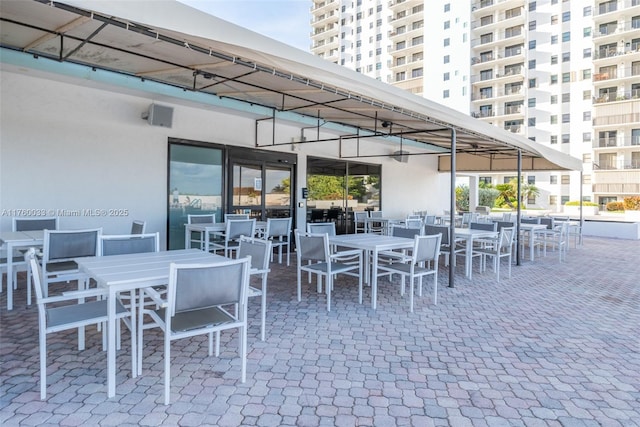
[449,128,456,288]
[516,149,522,266]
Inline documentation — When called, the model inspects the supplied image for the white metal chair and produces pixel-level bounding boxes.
[377,234,442,312]
[354,211,369,233]
[306,222,362,266]
[473,226,515,282]
[237,236,272,341]
[295,231,362,312]
[265,217,292,266]
[26,248,130,400]
[208,219,256,257]
[224,213,250,221]
[187,214,216,250]
[41,228,102,297]
[139,257,251,405]
[13,217,59,232]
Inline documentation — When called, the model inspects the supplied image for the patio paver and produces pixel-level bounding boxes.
[1,236,639,426]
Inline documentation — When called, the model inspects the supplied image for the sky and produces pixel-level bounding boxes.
[177,0,311,52]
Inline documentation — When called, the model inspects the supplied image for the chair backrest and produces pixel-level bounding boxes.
[100,233,159,256]
[521,217,540,224]
[237,236,271,272]
[306,222,336,236]
[188,214,215,224]
[502,212,512,222]
[295,231,330,263]
[413,234,442,264]
[225,213,250,221]
[309,209,325,222]
[405,218,423,229]
[424,215,436,225]
[226,219,256,241]
[392,225,422,239]
[470,222,497,231]
[370,211,383,218]
[497,227,515,250]
[43,228,102,263]
[130,220,146,234]
[168,257,251,318]
[539,217,554,229]
[354,211,369,221]
[461,212,477,226]
[13,217,58,231]
[495,221,515,231]
[424,225,450,246]
[266,217,291,239]
[406,214,422,220]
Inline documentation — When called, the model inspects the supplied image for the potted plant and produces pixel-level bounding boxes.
[624,196,640,221]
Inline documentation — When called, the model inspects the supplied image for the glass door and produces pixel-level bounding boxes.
[228,158,294,220]
[168,142,223,249]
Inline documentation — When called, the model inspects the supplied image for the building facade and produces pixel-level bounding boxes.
[312,0,640,211]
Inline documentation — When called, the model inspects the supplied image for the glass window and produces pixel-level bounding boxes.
[583,69,591,79]
[562,72,571,83]
[529,1,536,11]
[551,95,558,104]
[529,40,536,49]
[551,115,558,124]
[562,93,570,102]
[562,11,571,22]
[443,89,450,98]
[529,78,536,88]
[551,35,558,44]
[562,114,570,123]
[444,72,450,81]
[561,175,570,185]
[583,111,591,121]
[551,74,558,84]
[583,6,591,16]
[550,175,558,184]
[444,3,450,12]
[562,32,570,42]
[584,27,591,37]
[529,59,536,69]
[168,143,224,249]
[529,21,537,30]
[551,135,558,144]
[583,48,591,58]
[528,98,536,107]
[562,52,570,62]
[528,176,536,185]
[562,133,570,143]
[551,55,558,64]
[444,38,450,47]
[444,55,450,63]
[551,15,558,25]
[444,21,450,29]
[528,117,536,127]
[583,133,592,142]
[561,196,570,205]
[412,68,423,78]
[583,153,591,163]
[583,90,591,100]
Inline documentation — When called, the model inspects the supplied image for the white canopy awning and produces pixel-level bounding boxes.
[0,0,582,172]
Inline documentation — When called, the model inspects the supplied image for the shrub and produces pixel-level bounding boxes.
[623,196,640,211]
[479,187,500,209]
[564,200,598,207]
[606,201,625,211]
[456,185,469,212]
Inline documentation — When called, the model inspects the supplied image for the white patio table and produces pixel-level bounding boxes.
[518,223,547,261]
[0,230,44,310]
[184,221,268,249]
[329,233,414,310]
[363,217,403,235]
[453,228,498,278]
[76,248,227,398]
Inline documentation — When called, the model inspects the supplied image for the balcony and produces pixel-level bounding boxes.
[594,42,640,60]
[593,136,640,148]
[594,159,640,170]
[593,112,640,126]
[593,89,640,105]
[593,21,640,39]
[504,124,523,134]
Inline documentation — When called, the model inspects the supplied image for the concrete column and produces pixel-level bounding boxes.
[468,175,479,210]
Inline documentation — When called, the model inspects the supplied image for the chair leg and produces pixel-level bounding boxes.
[164,335,171,405]
[40,330,47,400]
[409,277,414,313]
[215,331,220,356]
[260,275,267,341]
[433,271,438,305]
[326,275,332,312]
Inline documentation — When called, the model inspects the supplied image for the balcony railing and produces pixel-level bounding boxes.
[471,111,495,118]
[593,112,640,126]
[593,160,640,170]
[504,124,523,133]
[594,43,640,60]
[593,89,640,104]
[593,136,640,148]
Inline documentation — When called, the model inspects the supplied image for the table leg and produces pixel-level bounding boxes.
[371,248,378,310]
[184,227,190,250]
[108,288,116,398]
[529,231,535,261]
[7,242,14,311]
[465,238,472,278]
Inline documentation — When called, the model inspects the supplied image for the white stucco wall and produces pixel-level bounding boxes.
[1,69,449,246]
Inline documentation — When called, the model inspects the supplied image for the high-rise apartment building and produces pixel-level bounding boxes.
[591,0,640,207]
[311,0,640,210]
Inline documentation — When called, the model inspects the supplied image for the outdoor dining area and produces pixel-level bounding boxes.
[0,210,605,404]
[1,217,638,425]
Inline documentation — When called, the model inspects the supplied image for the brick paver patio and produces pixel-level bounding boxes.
[1,236,639,426]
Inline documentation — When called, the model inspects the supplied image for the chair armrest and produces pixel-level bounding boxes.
[62,288,108,299]
[330,249,362,261]
[141,286,167,308]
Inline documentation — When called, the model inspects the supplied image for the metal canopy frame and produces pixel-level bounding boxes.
[0,0,583,289]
